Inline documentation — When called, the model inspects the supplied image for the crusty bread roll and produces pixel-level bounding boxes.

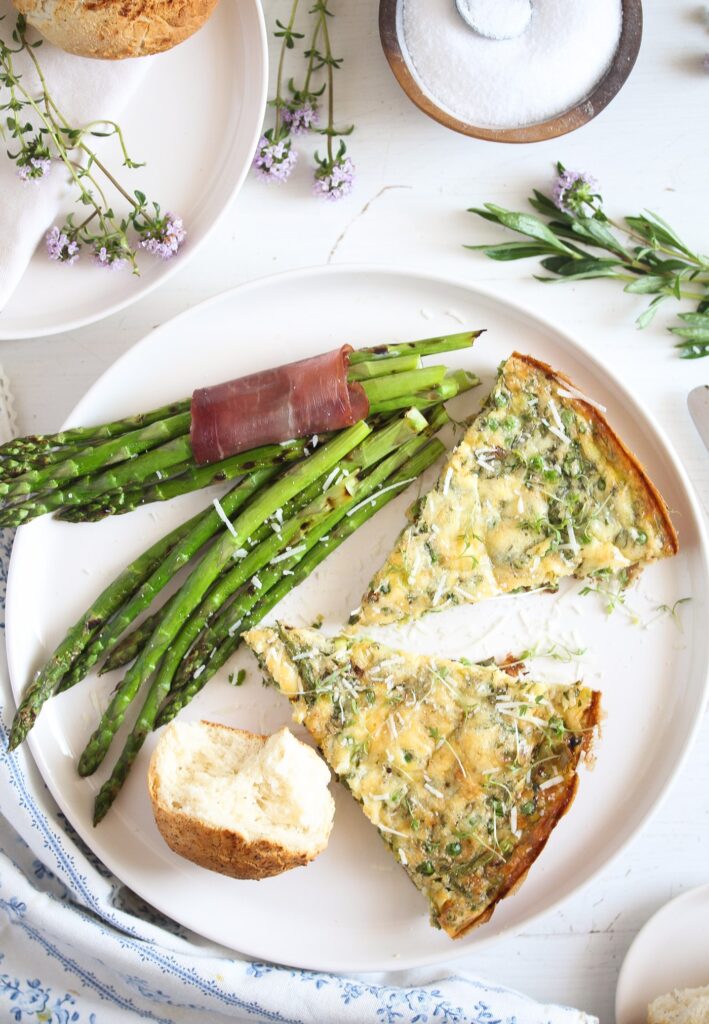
[148,721,335,880]
[648,986,709,1024]
[12,0,220,60]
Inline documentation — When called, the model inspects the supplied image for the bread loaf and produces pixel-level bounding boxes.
[12,0,220,60]
[148,721,335,880]
[648,986,709,1024]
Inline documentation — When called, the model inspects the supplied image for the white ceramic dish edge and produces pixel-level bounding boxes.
[0,1,268,341]
[615,882,709,1023]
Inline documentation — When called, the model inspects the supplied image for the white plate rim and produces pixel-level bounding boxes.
[0,0,268,342]
[7,263,709,972]
[615,881,709,1022]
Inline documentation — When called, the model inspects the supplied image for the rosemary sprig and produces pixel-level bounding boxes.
[467,163,709,359]
[0,14,185,271]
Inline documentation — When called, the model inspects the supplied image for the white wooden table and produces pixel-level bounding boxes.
[2,1,708,1018]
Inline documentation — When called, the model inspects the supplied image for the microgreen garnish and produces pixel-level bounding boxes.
[255,0,355,198]
[467,162,709,358]
[653,596,691,630]
[508,640,588,667]
[0,14,185,273]
[579,574,641,623]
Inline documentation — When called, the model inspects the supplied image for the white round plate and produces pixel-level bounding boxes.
[0,0,266,340]
[616,883,709,1023]
[6,266,709,973]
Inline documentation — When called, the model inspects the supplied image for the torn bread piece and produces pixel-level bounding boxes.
[245,625,600,937]
[148,722,335,879]
[648,986,709,1024]
[354,352,678,626]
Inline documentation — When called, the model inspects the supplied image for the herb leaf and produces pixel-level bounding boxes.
[467,166,709,359]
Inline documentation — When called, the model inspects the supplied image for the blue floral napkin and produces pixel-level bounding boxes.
[0,379,597,1024]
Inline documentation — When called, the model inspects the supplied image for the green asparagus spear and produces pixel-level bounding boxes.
[62,413,399,688]
[6,503,210,749]
[368,369,480,414]
[82,465,345,677]
[56,372,471,525]
[172,409,443,687]
[347,353,422,380]
[81,414,423,733]
[93,423,443,821]
[0,332,480,527]
[0,399,192,458]
[360,366,447,406]
[348,329,482,364]
[1,329,478,463]
[56,439,311,524]
[94,608,168,678]
[77,422,372,776]
[58,465,282,693]
[0,412,192,500]
[156,437,446,729]
[0,438,311,528]
[0,442,100,480]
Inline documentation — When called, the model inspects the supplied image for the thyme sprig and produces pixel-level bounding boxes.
[467,163,709,359]
[0,14,185,272]
[253,0,355,199]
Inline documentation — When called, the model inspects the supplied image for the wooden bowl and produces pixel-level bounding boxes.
[379,0,643,143]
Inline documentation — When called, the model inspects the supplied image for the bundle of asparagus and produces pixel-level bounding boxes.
[8,332,481,824]
[0,332,480,526]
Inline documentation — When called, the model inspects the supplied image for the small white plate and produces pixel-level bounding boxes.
[6,266,709,973]
[0,0,267,340]
[616,883,709,1023]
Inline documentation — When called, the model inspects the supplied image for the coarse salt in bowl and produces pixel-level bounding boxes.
[380,0,642,142]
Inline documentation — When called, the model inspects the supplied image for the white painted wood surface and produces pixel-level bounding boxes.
[1,1,707,1019]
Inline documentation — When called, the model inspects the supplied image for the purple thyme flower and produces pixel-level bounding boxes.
[93,244,128,270]
[18,155,52,183]
[313,155,355,201]
[553,167,598,215]
[17,138,52,184]
[139,212,186,260]
[45,226,80,265]
[283,102,319,135]
[252,134,297,183]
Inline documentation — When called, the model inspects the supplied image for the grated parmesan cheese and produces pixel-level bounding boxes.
[556,385,607,413]
[213,497,237,538]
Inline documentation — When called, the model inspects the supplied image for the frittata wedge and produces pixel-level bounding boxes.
[245,625,601,938]
[353,353,678,626]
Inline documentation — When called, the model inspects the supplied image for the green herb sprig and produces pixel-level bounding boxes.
[0,14,184,271]
[467,163,709,359]
[253,0,355,199]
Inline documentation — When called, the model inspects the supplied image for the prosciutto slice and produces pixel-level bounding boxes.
[190,346,370,465]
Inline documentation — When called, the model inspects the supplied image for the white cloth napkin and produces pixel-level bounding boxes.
[0,0,150,309]
[0,374,597,1024]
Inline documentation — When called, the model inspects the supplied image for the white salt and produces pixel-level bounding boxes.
[400,0,623,129]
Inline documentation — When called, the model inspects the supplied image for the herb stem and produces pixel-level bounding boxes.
[319,1,335,163]
[81,119,140,168]
[302,15,323,95]
[10,66,106,225]
[274,0,302,140]
[22,35,151,222]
